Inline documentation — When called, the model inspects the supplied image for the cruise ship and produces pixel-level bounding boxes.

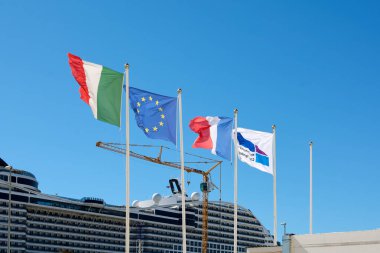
[0,160,274,253]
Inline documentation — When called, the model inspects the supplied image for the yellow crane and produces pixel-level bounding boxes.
[96,141,221,253]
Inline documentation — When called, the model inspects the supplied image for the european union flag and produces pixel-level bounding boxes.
[129,87,177,144]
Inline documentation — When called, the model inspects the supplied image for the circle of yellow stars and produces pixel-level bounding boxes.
[136,95,165,133]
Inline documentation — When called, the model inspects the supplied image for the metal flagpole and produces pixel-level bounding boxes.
[125,63,130,253]
[177,88,187,253]
[6,165,12,253]
[233,109,238,253]
[272,125,277,246]
[309,141,313,234]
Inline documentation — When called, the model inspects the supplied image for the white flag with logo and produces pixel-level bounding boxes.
[235,127,274,175]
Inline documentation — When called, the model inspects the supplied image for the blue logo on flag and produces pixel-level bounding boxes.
[237,132,269,166]
[129,87,177,144]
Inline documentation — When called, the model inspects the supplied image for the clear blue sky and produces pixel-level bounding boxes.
[1,0,379,238]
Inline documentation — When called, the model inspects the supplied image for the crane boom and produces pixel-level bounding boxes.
[96,141,221,253]
[96,142,205,175]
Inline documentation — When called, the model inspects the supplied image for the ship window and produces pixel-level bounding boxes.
[17,177,38,188]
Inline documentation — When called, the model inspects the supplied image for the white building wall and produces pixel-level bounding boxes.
[246,229,380,253]
[291,229,380,253]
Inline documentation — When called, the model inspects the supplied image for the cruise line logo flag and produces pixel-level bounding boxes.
[129,87,177,144]
[68,53,123,127]
[235,127,274,175]
[189,116,233,160]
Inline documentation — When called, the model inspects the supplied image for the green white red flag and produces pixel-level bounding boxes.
[68,53,123,127]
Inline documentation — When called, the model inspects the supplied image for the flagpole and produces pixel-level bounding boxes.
[233,109,238,253]
[309,141,313,234]
[6,166,12,253]
[272,125,277,246]
[124,63,130,253]
[177,88,187,253]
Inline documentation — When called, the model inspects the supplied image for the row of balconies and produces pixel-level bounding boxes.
[27,226,124,243]
[25,241,123,253]
[27,221,125,241]
[26,235,124,249]
[28,211,124,230]
[29,214,124,230]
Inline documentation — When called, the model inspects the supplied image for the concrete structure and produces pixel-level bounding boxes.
[247,229,380,253]
[247,246,281,253]
[290,229,380,253]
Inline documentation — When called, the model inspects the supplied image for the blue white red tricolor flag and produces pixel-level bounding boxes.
[189,116,233,160]
[235,127,274,175]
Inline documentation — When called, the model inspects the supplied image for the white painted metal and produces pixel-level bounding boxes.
[272,125,277,246]
[6,166,11,253]
[233,109,238,253]
[125,64,130,253]
[178,89,187,253]
[310,141,313,234]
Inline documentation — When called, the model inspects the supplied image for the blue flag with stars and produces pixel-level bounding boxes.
[129,87,177,144]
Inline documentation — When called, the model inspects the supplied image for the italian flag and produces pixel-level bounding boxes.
[68,53,123,127]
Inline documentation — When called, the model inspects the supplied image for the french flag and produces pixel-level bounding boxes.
[189,116,233,160]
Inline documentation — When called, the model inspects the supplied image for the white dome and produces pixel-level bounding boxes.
[132,200,139,207]
[191,192,200,201]
[152,193,162,204]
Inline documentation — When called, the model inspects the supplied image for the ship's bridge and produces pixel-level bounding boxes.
[0,166,39,192]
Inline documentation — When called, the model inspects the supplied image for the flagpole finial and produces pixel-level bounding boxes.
[177,88,182,94]
[124,63,129,69]
[234,108,238,114]
[272,124,276,131]
[309,141,313,146]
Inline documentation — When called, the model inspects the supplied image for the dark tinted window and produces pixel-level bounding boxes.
[0,175,16,182]
[17,177,38,188]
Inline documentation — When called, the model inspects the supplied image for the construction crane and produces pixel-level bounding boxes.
[96,141,222,253]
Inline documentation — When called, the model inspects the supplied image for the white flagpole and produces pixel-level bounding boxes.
[124,64,130,253]
[177,88,187,253]
[309,141,313,234]
[233,109,238,253]
[272,125,277,246]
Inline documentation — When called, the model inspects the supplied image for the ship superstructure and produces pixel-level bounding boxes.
[0,166,273,253]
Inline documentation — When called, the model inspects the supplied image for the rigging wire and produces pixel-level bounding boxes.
[109,143,222,163]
